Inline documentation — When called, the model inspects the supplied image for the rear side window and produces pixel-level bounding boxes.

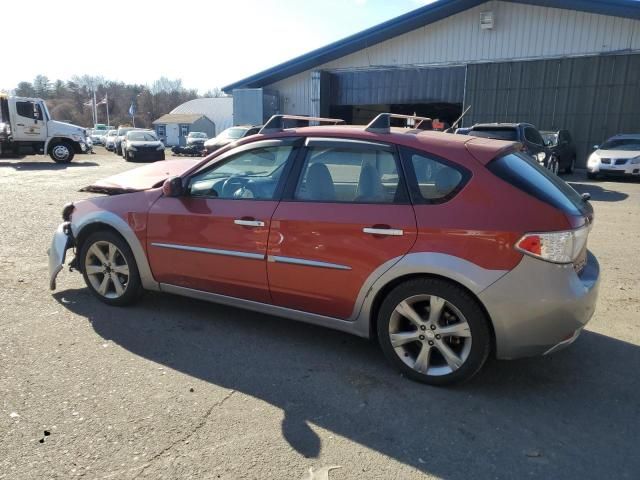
[294,147,406,204]
[468,128,518,141]
[488,153,587,216]
[400,148,469,204]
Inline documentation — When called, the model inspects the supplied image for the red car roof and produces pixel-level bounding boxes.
[256,126,519,166]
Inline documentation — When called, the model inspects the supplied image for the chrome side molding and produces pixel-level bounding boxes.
[267,255,351,271]
[151,242,265,260]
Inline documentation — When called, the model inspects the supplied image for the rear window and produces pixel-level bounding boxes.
[468,128,518,141]
[488,153,587,216]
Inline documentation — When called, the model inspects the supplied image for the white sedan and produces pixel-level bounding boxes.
[587,134,640,179]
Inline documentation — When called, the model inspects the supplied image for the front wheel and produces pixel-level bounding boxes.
[548,156,559,175]
[564,157,575,174]
[79,230,142,306]
[377,278,491,386]
[50,142,75,163]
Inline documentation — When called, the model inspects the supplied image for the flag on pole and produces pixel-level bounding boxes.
[97,97,108,105]
[128,102,137,116]
[83,99,93,107]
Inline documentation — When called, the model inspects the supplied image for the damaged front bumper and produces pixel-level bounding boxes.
[48,222,74,290]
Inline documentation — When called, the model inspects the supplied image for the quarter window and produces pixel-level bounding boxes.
[294,147,405,203]
[402,149,468,204]
[188,145,294,200]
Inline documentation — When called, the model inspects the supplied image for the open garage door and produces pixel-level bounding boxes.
[325,66,465,127]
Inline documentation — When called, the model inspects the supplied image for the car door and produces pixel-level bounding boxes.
[266,138,418,319]
[146,138,300,303]
[11,100,47,142]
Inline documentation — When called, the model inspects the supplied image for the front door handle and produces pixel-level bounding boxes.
[234,219,265,227]
[363,227,404,236]
[16,123,25,127]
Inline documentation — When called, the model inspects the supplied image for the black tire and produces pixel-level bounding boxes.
[79,230,143,306]
[49,142,75,163]
[377,278,491,386]
[564,156,575,174]
[124,151,131,162]
[587,172,598,180]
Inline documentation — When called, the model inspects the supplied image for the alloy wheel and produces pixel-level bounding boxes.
[84,241,130,299]
[388,294,472,377]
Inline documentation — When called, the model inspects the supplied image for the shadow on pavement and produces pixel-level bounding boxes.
[568,181,629,202]
[0,161,99,170]
[54,289,640,479]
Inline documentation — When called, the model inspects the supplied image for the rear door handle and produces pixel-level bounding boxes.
[363,227,404,236]
[234,219,265,227]
[16,123,25,126]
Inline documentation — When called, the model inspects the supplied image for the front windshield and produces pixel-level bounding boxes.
[542,132,558,145]
[118,128,133,136]
[127,131,158,141]
[218,127,247,140]
[107,130,117,136]
[188,132,207,138]
[600,138,640,151]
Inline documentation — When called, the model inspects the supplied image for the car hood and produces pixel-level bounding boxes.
[80,158,201,194]
[594,149,640,159]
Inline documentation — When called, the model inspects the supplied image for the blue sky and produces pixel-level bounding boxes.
[2,0,433,93]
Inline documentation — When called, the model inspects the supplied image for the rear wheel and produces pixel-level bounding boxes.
[587,172,598,180]
[79,231,142,306]
[50,142,74,163]
[377,278,491,386]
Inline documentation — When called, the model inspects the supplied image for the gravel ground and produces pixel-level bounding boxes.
[1,148,639,480]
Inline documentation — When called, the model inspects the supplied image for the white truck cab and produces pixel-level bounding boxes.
[0,94,89,163]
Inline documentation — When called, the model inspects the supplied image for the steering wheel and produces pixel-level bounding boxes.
[221,176,251,198]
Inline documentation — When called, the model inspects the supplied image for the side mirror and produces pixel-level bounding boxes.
[162,176,183,197]
[592,145,599,150]
[581,193,591,202]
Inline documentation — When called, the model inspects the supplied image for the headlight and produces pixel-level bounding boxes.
[535,152,546,163]
[587,154,600,167]
[631,156,640,164]
[129,146,137,151]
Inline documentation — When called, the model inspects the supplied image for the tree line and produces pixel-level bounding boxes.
[11,75,225,129]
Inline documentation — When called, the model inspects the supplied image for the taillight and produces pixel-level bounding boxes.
[516,225,590,264]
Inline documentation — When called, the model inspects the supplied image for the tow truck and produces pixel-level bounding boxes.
[0,94,89,163]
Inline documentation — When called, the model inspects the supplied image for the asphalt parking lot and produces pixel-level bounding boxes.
[1,148,639,480]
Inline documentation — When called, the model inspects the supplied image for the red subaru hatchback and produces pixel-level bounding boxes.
[49,114,599,385]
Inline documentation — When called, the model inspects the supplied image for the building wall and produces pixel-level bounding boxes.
[268,0,640,115]
[464,53,640,164]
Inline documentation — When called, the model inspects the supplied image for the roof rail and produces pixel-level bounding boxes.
[259,115,345,134]
[365,113,432,134]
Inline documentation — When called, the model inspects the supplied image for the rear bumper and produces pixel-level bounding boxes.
[479,251,600,359]
[48,222,74,290]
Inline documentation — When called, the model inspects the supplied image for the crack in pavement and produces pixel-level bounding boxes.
[130,389,236,479]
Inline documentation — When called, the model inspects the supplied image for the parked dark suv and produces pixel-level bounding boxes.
[542,129,577,174]
[461,123,555,172]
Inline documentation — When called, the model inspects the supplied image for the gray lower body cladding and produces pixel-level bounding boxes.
[480,251,600,359]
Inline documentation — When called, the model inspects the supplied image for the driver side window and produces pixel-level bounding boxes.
[188,145,294,200]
